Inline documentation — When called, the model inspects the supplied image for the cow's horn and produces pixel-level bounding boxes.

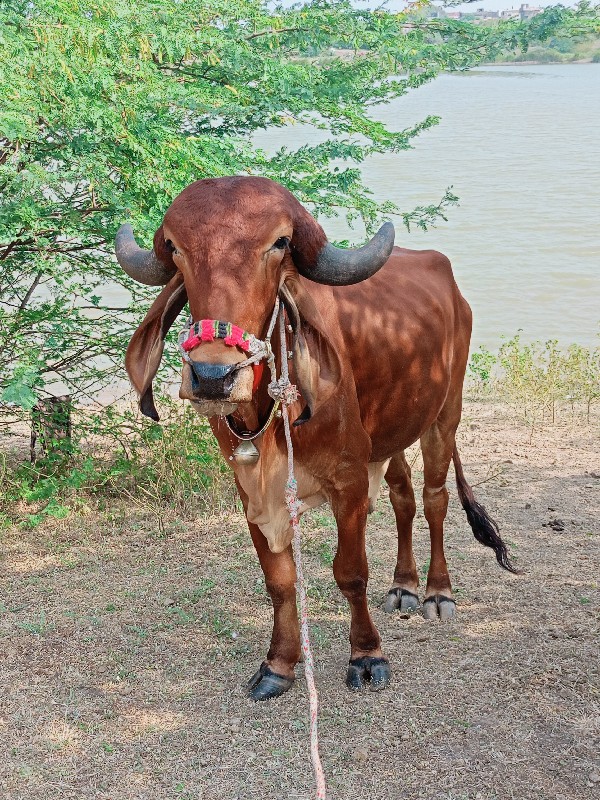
[115,223,176,286]
[299,221,395,286]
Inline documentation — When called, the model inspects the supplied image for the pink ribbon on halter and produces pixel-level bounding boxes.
[224,325,249,350]
[180,320,252,353]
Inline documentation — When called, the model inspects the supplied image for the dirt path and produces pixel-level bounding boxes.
[1,403,599,800]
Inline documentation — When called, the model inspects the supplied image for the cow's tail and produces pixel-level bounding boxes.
[452,445,520,574]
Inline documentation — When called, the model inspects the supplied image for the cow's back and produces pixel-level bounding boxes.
[311,247,472,460]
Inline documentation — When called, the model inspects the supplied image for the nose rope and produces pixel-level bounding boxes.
[275,306,328,800]
[180,302,327,796]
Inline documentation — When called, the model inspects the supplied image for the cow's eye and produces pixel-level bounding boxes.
[273,236,290,250]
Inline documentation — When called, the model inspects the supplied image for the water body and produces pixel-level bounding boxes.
[255,64,600,349]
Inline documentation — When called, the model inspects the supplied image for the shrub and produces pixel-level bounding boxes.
[466,332,600,426]
[0,398,237,529]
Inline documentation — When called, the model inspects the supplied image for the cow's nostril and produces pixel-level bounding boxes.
[188,360,237,399]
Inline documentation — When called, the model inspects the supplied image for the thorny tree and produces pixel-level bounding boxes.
[1,0,598,412]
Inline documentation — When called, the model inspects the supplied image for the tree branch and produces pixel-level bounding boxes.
[0,238,34,260]
[19,271,43,310]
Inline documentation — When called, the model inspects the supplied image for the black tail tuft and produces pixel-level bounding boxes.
[461,495,520,573]
[452,446,520,574]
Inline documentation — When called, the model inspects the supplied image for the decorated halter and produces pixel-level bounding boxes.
[179,319,260,360]
[177,299,297,410]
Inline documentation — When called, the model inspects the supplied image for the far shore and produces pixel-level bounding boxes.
[486,58,598,66]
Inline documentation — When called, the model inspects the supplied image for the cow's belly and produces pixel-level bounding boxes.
[362,384,447,461]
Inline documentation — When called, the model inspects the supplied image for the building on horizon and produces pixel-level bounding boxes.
[429,4,543,22]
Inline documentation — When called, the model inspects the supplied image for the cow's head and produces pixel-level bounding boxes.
[117,177,394,421]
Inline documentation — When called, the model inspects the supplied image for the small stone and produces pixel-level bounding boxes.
[162,597,176,607]
[525,503,531,509]
[548,507,556,511]
[589,471,600,479]
[118,685,133,696]
[589,772,600,783]
[401,732,411,741]
[416,636,429,643]
[352,747,369,764]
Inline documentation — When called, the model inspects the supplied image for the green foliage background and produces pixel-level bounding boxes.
[2,0,599,408]
[0,0,599,527]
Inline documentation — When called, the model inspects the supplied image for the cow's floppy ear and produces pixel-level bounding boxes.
[279,277,342,426]
[125,272,188,421]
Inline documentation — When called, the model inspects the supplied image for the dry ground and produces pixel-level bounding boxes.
[1,403,599,800]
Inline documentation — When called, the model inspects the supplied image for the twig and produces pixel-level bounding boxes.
[471,464,506,488]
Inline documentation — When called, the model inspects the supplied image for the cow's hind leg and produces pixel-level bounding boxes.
[383,451,419,614]
[331,486,390,692]
[420,416,460,622]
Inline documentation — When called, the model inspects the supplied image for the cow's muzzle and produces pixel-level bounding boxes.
[180,361,254,416]
[188,360,237,399]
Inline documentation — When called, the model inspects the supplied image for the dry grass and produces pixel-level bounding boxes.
[1,402,599,800]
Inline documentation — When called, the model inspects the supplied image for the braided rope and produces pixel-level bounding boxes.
[177,299,326,795]
[276,309,327,800]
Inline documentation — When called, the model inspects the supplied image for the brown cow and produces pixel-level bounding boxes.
[117,176,516,701]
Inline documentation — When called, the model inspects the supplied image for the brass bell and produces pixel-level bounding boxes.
[232,439,260,465]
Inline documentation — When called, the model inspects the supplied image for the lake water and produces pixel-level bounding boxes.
[255,64,600,350]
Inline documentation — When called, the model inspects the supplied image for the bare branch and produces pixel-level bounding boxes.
[19,271,43,310]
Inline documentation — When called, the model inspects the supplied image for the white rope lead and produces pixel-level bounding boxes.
[277,309,327,800]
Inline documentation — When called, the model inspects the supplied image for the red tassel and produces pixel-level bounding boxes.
[201,319,215,342]
[181,334,201,352]
[252,362,264,393]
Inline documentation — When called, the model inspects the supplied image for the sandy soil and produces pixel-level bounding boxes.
[1,402,599,800]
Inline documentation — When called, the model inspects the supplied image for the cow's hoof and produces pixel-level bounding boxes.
[246,662,294,701]
[383,588,419,614]
[346,656,390,692]
[422,594,456,621]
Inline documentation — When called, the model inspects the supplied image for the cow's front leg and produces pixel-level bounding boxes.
[245,519,300,701]
[331,489,390,692]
